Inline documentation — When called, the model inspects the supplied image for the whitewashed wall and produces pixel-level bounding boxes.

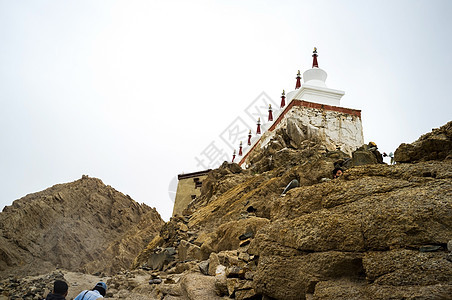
[242,104,364,167]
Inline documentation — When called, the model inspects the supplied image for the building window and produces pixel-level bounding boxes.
[194,178,202,189]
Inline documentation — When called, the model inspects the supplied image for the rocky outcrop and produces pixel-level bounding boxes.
[249,161,452,299]
[349,142,383,166]
[395,121,452,163]
[0,176,164,279]
[3,121,451,300]
[130,121,451,300]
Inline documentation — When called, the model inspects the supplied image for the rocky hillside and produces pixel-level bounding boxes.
[0,176,164,279]
[128,121,451,300]
[1,121,451,300]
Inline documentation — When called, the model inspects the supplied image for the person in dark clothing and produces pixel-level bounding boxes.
[45,280,68,300]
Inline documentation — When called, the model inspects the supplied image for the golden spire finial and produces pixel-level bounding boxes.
[297,70,301,76]
[282,89,285,95]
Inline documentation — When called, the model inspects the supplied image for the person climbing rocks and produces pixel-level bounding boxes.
[74,282,107,300]
[368,141,384,163]
[45,280,68,300]
[332,167,343,179]
[368,141,377,150]
[389,152,394,165]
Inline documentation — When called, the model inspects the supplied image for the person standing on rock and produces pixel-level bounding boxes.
[74,282,107,300]
[45,280,68,300]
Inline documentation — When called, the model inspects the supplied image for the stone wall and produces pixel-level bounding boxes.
[240,100,363,167]
[280,104,364,154]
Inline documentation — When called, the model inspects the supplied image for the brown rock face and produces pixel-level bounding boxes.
[395,120,452,163]
[249,161,452,299]
[130,121,452,300]
[0,176,164,278]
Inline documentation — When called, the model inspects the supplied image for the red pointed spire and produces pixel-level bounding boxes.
[312,47,318,68]
[256,117,261,134]
[238,141,243,156]
[232,149,236,162]
[295,70,301,89]
[247,130,252,146]
[268,104,273,122]
[280,89,286,108]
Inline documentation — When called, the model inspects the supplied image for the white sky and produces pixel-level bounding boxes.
[1,0,451,221]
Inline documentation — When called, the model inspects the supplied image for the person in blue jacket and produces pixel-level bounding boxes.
[74,282,107,300]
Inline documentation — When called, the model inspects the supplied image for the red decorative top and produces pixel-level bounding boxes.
[268,104,273,122]
[238,141,243,156]
[295,70,301,89]
[280,90,286,108]
[256,117,261,134]
[232,149,236,162]
[312,47,318,68]
[247,130,252,146]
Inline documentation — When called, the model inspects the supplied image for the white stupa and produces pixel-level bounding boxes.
[286,47,345,107]
[238,47,365,167]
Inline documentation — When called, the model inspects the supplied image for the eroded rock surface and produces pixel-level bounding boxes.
[395,121,452,163]
[131,121,451,300]
[2,121,451,300]
[250,161,452,299]
[0,176,164,279]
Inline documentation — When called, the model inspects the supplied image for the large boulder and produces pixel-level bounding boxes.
[196,217,270,259]
[363,249,452,286]
[180,273,223,300]
[395,121,452,163]
[312,279,452,300]
[249,161,452,300]
[252,251,364,299]
[349,142,384,167]
[351,149,378,165]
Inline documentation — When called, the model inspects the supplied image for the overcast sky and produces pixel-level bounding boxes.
[1,0,451,221]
